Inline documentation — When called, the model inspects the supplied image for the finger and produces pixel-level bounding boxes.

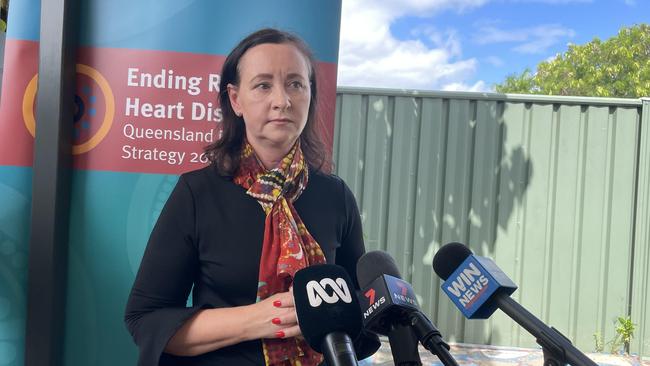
[278,291,294,307]
[272,308,298,327]
[268,292,289,308]
[270,291,295,308]
[279,324,302,339]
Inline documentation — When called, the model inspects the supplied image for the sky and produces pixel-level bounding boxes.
[337,0,650,92]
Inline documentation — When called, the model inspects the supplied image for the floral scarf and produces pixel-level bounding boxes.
[233,140,325,366]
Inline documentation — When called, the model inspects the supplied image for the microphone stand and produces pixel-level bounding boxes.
[408,312,459,366]
[387,324,422,366]
[495,296,597,366]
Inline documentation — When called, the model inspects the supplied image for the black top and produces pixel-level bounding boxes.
[124,165,366,366]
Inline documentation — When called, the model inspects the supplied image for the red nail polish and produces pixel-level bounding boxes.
[272,318,281,325]
[275,331,285,338]
[273,300,282,307]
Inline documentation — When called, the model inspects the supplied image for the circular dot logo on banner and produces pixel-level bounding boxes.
[22,64,115,155]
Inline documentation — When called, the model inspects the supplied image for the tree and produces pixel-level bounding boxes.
[495,24,650,98]
[1,0,8,32]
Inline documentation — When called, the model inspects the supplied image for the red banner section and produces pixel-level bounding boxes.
[0,43,337,174]
[0,39,39,167]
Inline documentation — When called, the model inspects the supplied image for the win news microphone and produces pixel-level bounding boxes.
[293,264,362,366]
[432,242,598,366]
[357,251,459,366]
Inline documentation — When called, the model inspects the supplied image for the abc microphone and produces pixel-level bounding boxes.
[432,242,598,366]
[293,264,362,366]
[357,251,458,366]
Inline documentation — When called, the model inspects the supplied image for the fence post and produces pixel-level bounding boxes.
[631,97,650,358]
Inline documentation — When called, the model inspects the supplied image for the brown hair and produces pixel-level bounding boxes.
[204,28,329,176]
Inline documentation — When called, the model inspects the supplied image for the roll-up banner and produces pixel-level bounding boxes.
[0,1,342,364]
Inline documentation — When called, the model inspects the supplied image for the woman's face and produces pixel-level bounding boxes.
[227,42,312,152]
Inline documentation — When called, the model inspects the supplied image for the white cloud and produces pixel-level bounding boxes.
[485,56,505,67]
[337,0,582,91]
[442,80,490,92]
[473,24,575,54]
[623,0,636,5]
[410,25,464,58]
[474,25,527,44]
[338,0,487,91]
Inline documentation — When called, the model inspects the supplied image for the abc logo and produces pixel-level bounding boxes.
[306,278,352,307]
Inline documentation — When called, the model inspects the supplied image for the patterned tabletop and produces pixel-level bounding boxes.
[360,340,650,366]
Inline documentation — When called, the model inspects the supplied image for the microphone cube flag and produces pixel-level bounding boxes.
[361,274,420,330]
[293,264,363,352]
[441,255,517,319]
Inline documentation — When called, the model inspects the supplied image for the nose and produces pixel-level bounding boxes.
[271,86,291,110]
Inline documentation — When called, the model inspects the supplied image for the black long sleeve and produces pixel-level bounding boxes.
[124,176,206,366]
[124,166,369,365]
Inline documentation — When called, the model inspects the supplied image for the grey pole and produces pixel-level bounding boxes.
[24,0,77,364]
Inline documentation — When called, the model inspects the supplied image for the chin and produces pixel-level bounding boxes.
[266,134,300,148]
[264,128,301,143]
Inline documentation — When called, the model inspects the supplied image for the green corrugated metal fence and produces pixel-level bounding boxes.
[333,87,650,358]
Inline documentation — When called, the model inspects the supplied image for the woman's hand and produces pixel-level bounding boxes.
[165,289,303,356]
[246,289,302,340]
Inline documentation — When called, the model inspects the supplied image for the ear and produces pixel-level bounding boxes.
[227,83,242,117]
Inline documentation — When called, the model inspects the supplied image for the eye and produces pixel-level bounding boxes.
[255,82,271,90]
[288,80,305,89]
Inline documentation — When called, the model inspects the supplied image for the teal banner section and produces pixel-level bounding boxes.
[63,170,178,365]
[77,0,342,62]
[0,166,32,366]
[9,0,342,62]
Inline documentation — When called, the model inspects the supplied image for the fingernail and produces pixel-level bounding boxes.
[272,318,282,325]
[275,331,285,338]
[273,300,282,307]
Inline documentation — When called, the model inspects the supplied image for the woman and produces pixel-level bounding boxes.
[124,28,370,365]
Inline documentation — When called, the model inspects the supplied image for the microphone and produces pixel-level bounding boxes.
[356,251,421,366]
[293,264,362,366]
[357,251,458,366]
[432,242,598,366]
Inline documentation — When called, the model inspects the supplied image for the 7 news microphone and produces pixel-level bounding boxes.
[356,251,459,366]
[293,264,363,366]
[432,242,598,366]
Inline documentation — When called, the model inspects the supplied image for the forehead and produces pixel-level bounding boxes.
[238,43,311,79]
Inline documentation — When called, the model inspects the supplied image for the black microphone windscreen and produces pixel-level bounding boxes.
[432,242,473,280]
[293,264,363,353]
[356,250,402,289]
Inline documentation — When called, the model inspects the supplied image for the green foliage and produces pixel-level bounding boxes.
[595,316,636,355]
[613,316,636,354]
[608,332,625,355]
[495,24,650,98]
[494,68,538,94]
[593,331,605,353]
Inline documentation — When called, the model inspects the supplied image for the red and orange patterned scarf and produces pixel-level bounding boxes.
[233,139,325,366]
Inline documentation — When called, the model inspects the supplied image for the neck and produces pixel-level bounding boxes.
[248,138,297,171]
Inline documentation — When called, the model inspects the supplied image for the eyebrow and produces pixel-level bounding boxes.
[249,72,307,83]
[250,73,273,81]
